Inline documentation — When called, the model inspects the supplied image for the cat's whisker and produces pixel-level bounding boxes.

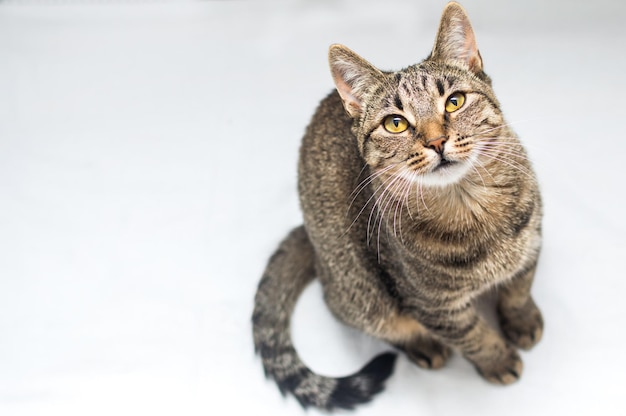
[347,164,396,216]
[374,170,406,256]
[344,164,399,238]
[348,163,370,199]
[474,137,529,150]
[391,178,403,238]
[476,137,523,145]
[476,145,530,162]
[349,164,395,199]
[404,171,416,221]
[391,172,412,245]
[471,155,498,185]
[468,158,487,190]
[382,172,405,246]
[475,136,524,145]
[477,138,549,171]
[476,150,535,180]
[473,133,545,153]
[415,176,432,216]
[346,163,372,208]
[476,143,535,166]
[470,125,506,138]
[392,170,413,240]
[366,167,402,245]
[366,177,392,243]
[399,170,416,236]
[478,144,527,154]
[472,115,551,137]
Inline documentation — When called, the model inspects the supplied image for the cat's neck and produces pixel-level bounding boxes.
[412,179,491,226]
[370,164,519,237]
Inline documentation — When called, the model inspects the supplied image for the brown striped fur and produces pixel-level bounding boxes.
[253,2,543,410]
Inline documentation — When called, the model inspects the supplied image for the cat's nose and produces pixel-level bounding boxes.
[426,136,447,154]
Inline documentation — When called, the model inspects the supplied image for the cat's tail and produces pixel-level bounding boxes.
[252,225,397,410]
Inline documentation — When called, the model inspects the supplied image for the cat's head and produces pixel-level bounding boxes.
[329,2,504,188]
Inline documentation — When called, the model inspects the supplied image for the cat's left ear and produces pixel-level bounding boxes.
[329,44,384,118]
[430,2,483,73]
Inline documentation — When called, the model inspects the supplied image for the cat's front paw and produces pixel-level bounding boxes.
[402,335,452,370]
[473,345,523,385]
[498,298,543,350]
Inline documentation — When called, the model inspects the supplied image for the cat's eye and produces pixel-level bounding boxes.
[383,115,409,134]
[445,92,466,113]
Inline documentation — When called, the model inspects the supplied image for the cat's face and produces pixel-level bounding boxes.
[356,62,501,187]
[330,3,504,188]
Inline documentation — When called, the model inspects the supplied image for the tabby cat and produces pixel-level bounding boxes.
[252,2,543,410]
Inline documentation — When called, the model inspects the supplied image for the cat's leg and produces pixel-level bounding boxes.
[409,302,523,384]
[319,273,451,370]
[396,334,452,370]
[497,261,543,350]
[377,313,452,370]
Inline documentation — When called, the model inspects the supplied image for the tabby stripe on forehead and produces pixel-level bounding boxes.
[421,75,428,89]
[436,79,445,96]
[372,84,386,98]
[400,82,412,96]
[394,94,403,111]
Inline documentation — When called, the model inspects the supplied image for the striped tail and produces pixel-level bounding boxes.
[252,225,397,410]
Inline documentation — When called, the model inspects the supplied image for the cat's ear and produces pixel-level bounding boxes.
[430,2,483,73]
[329,44,384,118]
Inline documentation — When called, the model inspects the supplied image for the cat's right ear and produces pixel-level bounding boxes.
[329,45,383,118]
[430,2,483,73]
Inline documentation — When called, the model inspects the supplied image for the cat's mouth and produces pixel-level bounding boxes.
[418,157,471,187]
[432,158,457,172]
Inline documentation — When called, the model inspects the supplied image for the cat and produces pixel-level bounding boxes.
[252,2,543,411]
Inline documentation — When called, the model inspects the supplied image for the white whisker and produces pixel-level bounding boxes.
[477,150,535,180]
[366,169,401,244]
[415,177,432,216]
[472,155,497,184]
[344,164,398,237]
[373,171,406,257]
[468,159,487,189]
[347,164,396,214]
[392,171,412,239]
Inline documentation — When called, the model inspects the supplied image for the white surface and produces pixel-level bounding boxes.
[1,1,625,415]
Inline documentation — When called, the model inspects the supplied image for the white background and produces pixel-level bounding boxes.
[1,1,625,415]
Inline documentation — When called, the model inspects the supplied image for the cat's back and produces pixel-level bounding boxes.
[299,90,356,170]
[298,91,361,209]
[297,91,369,252]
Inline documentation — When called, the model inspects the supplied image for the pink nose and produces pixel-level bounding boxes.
[426,136,447,154]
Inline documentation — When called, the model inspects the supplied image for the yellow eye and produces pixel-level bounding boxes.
[383,115,409,133]
[445,92,466,113]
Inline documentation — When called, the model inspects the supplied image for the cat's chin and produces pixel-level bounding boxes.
[401,161,472,188]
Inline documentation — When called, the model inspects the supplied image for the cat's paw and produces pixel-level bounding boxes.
[498,298,543,350]
[474,345,523,385]
[402,336,452,370]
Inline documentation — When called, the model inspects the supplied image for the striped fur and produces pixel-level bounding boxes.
[252,226,398,410]
[253,2,544,410]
